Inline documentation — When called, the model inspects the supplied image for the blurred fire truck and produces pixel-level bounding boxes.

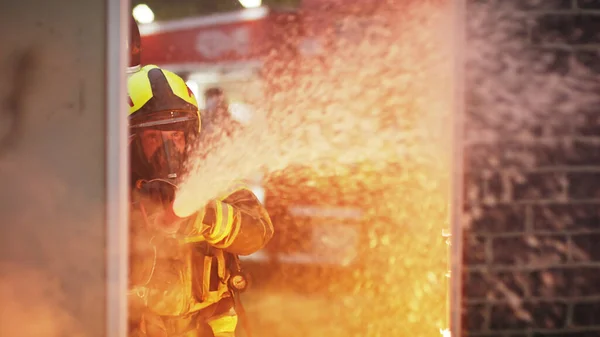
[139,6,292,122]
[139,5,297,245]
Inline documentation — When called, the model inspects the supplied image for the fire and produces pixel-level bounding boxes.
[172,0,453,336]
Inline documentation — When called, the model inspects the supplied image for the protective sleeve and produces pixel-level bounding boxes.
[186,186,274,256]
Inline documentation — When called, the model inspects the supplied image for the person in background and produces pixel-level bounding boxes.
[199,87,244,150]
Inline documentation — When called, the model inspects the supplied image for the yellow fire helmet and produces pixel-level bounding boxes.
[127,65,201,185]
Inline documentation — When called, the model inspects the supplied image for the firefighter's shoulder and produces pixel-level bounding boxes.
[218,180,256,202]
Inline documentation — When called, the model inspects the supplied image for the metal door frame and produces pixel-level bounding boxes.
[450,0,466,335]
[106,0,130,336]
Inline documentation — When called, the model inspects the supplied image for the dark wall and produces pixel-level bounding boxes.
[463,0,600,336]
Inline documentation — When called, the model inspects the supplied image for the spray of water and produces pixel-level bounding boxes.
[173,1,454,336]
[172,0,600,336]
[2,0,594,336]
[0,262,85,337]
[174,0,454,217]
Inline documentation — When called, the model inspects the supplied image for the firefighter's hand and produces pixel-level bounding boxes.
[136,179,176,207]
[201,201,217,227]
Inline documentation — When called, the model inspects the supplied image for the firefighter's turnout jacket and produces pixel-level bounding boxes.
[129,184,273,337]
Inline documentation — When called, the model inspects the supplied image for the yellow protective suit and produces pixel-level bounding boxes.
[128,184,273,337]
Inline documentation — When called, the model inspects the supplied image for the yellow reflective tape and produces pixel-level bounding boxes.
[216,250,226,280]
[163,69,198,108]
[206,202,225,242]
[207,203,235,244]
[211,216,241,249]
[207,311,238,335]
[226,203,234,234]
[201,256,212,302]
[218,203,235,242]
[127,65,160,115]
[210,201,225,239]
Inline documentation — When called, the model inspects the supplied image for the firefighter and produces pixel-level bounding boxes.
[127,64,274,337]
[203,87,231,133]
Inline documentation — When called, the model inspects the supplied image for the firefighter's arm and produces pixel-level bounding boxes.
[188,187,274,255]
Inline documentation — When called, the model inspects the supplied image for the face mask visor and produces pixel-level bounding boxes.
[129,111,199,182]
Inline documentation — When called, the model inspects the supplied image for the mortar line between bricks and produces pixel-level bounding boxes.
[466,294,600,305]
[523,327,534,337]
[535,43,600,51]
[480,199,600,206]
[473,229,600,237]
[525,9,600,15]
[467,325,600,336]
[465,135,600,146]
[529,166,600,173]
[466,262,600,272]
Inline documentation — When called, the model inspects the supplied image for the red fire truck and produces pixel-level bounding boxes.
[139,6,295,114]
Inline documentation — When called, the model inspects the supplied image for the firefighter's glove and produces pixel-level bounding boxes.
[136,179,177,208]
[199,200,237,244]
[202,201,217,227]
[200,201,227,237]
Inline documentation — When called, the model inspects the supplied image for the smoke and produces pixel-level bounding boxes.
[0,155,106,337]
[0,262,84,337]
[1,1,124,337]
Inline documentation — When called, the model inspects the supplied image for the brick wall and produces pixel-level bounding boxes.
[462,0,600,336]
